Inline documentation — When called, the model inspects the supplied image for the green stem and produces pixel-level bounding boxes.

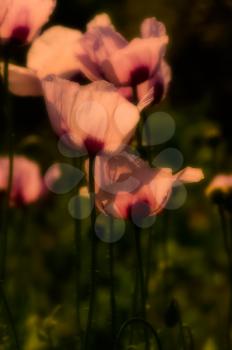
[4,57,14,209]
[74,216,83,348]
[171,299,189,350]
[134,226,146,318]
[83,156,97,350]
[114,317,162,350]
[218,205,232,350]
[228,214,232,350]
[142,110,153,165]
[218,206,231,261]
[132,86,143,154]
[185,326,195,350]
[0,284,20,350]
[145,228,153,301]
[178,318,188,350]
[0,54,19,350]
[134,225,149,349]
[73,159,83,348]
[109,218,116,343]
[131,271,139,316]
[161,212,171,298]
[129,267,139,346]
[0,56,14,281]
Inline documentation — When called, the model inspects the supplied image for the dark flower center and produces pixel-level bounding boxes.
[130,66,150,86]
[10,25,30,44]
[84,137,104,157]
[69,72,88,84]
[127,200,150,221]
[13,191,25,207]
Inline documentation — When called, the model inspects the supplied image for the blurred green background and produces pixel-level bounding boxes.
[1,0,232,349]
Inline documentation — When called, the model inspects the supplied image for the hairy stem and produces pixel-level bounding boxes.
[73,158,83,348]
[0,284,20,350]
[218,205,232,349]
[145,228,153,301]
[83,156,97,350]
[109,218,116,343]
[0,56,19,350]
[134,225,149,349]
[0,56,14,281]
[74,214,83,347]
[134,226,146,318]
[179,317,188,350]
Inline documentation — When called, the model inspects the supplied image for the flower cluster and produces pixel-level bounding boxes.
[93,152,203,220]
[0,1,204,219]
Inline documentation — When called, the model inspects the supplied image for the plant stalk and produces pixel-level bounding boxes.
[134,225,149,349]
[0,53,19,350]
[218,205,232,350]
[83,156,97,350]
[72,158,83,348]
[109,218,116,343]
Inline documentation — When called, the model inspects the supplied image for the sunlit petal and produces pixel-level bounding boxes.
[0,62,41,96]
[27,25,82,78]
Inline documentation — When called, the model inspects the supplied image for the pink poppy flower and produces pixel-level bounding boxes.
[0,0,56,44]
[0,156,44,206]
[41,76,140,156]
[27,25,83,80]
[206,174,232,197]
[0,156,61,206]
[0,25,83,96]
[77,15,169,89]
[136,18,171,106]
[93,152,204,220]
